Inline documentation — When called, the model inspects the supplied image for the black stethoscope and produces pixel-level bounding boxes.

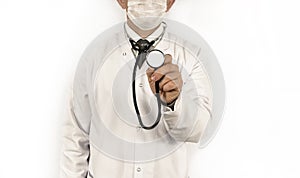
[124,22,167,130]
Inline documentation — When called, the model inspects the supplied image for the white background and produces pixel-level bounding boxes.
[0,0,299,177]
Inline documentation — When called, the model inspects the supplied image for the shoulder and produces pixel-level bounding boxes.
[78,23,125,68]
[72,23,126,94]
[166,32,201,57]
[74,23,125,77]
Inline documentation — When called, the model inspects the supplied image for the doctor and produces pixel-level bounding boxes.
[60,0,213,178]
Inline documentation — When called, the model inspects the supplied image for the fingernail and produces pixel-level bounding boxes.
[151,75,156,81]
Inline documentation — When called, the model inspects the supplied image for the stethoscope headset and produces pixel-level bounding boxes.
[124,22,167,130]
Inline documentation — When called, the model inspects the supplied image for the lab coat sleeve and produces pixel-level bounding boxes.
[161,58,213,144]
[60,95,90,178]
[60,57,92,178]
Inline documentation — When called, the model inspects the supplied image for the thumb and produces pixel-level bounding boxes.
[146,67,155,82]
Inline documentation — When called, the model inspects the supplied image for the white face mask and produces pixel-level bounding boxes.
[127,0,167,31]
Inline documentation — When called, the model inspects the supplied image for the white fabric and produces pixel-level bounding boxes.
[127,0,167,30]
[60,22,213,178]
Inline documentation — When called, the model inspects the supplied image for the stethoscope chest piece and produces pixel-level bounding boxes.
[146,49,165,69]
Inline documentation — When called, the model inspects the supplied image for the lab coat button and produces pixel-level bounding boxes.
[136,126,142,131]
[137,167,141,172]
[139,83,143,87]
[122,52,127,56]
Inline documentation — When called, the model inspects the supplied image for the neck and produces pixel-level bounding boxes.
[127,17,160,39]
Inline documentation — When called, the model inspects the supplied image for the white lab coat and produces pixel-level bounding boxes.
[60,22,213,178]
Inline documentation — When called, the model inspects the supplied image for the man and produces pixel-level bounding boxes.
[60,0,213,177]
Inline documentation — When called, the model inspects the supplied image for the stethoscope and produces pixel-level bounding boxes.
[124,22,167,130]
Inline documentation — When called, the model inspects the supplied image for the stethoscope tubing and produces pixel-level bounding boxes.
[132,58,162,130]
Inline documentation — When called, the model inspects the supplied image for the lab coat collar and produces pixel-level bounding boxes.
[123,21,170,51]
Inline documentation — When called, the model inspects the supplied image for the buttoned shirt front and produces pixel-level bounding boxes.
[60,22,213,178]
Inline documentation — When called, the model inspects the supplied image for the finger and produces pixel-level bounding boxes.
[158,73,180,88]
[160,89,179,104]
[165,71,181,80]
[162,80,177,92]
[159,76,172,89]
[151,64,179,81]
[160,78,181,91]
[146,67,155,81]
[164,54,172,64]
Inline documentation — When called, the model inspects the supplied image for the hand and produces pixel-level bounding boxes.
[146,54,183,104]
